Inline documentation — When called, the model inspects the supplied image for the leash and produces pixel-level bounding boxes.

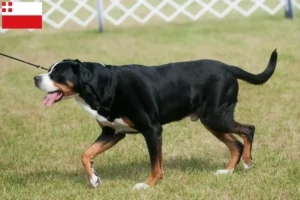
[0,53,48,71]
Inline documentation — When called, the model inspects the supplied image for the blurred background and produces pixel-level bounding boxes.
[1,0,299,33]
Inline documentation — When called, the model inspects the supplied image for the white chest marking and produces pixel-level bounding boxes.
[74,97,137,133]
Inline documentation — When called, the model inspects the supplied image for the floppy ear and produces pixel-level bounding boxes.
[79,64,92,84]
[72,62,92,84]
[63,59,81,62]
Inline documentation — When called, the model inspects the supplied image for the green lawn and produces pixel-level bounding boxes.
[1,13,300,199]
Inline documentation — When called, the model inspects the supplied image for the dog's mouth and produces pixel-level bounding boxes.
[43,91,64,106]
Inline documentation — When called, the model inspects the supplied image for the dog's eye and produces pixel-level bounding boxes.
[51,74,66,84]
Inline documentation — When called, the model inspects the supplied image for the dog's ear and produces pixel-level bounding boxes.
[79,64,92,84]
[63,59,81,63]
[72,62,92,84]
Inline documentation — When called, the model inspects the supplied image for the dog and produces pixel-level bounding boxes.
[34,49,277,189]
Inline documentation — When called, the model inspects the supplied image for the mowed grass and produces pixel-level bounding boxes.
[1,13,300,199]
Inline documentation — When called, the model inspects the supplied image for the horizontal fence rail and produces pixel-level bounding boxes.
[1,0,299,33]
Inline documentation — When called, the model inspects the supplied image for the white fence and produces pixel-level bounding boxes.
[1,0,300,33]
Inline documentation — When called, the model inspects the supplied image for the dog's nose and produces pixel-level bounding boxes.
[34,76,41,82]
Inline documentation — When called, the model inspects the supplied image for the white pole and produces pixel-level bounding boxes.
[96,0,104,32]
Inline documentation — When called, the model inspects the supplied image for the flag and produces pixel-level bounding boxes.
[2,2,42,29]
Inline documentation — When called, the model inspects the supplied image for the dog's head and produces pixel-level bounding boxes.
[34,59,91,106]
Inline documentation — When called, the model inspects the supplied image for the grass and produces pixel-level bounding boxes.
[1,13,300,199]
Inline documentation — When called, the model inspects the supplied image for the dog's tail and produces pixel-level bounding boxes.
[229,49,277,85]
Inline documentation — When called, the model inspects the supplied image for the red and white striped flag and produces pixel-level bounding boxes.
[2,1,42,29]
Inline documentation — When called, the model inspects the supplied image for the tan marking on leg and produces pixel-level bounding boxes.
[82,134,125,179]
[234,123,254,168]
[145,144,163,186]
[216,134,242,170]
[241,134,252,167]
[158,146,164,179]
[204,125,242,171]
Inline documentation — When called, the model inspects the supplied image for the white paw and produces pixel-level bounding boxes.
[215,168,234,175]
[89,173,101,188]
[133,183,149,190]
[243,162,253,169]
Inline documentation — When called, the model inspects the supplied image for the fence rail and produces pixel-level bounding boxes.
[1,0,299,33]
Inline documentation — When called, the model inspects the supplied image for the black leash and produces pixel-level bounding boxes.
[0,53,48,71]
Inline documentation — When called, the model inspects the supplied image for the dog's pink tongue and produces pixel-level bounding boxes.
[43,92,62,106]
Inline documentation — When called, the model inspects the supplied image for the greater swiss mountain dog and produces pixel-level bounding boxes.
[34,49,277,189]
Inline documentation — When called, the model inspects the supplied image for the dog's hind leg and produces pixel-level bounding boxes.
[81,127,125,188]
[199,101,244,174]
[232,122,255,169]
[203,125,244,174]
[202,117,255,173]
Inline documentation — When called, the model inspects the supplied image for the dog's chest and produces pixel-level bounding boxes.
[75,97,137,133]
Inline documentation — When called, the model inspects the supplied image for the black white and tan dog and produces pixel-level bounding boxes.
[34,49,277,189]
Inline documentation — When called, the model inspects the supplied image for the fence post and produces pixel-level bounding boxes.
[96,0,104,32]
[285,0,294,19]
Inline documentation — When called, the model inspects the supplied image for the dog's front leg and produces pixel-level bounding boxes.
[133,123,163,189]
[82,127,125,188]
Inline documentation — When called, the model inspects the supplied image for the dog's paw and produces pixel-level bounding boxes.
[89,173,102,188]
[132,183,149,190]
[215,168,234,175]
[242,161,253,170]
